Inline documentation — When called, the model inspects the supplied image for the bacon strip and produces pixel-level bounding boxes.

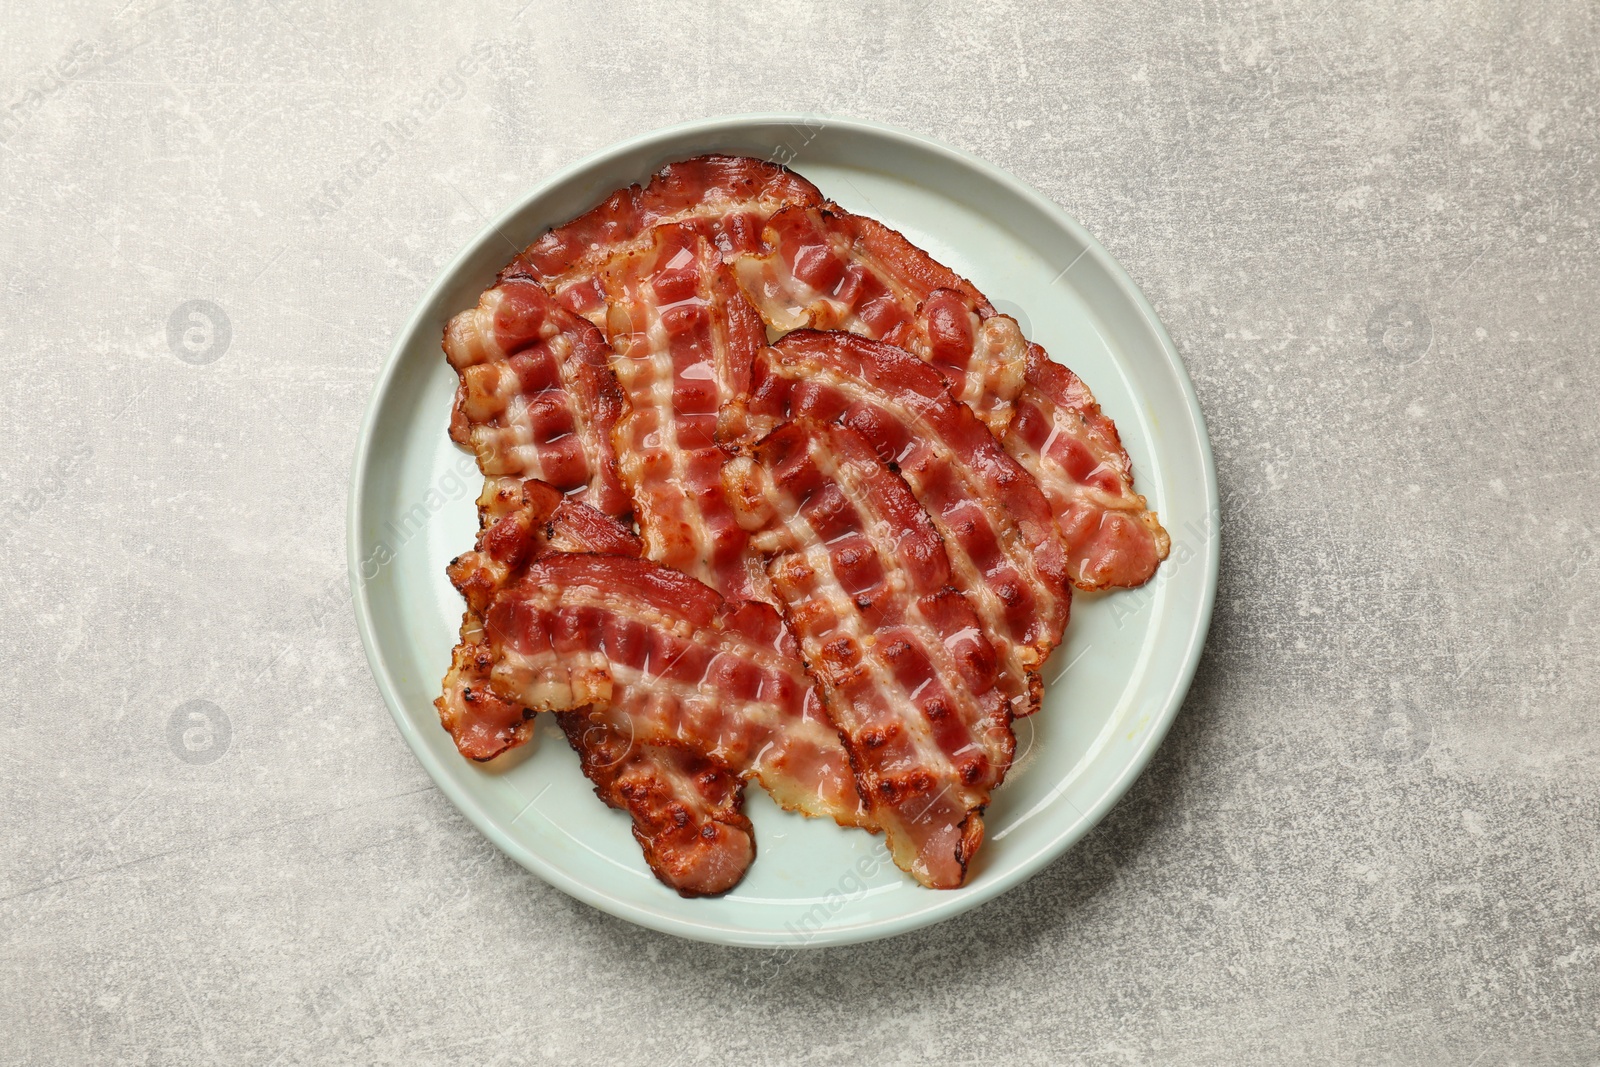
[443,277,629,519]
[438,479,575,760]
[582,226,875,835]
[723,419,1014,889]
[595,223,772,602]
[555,711,755,897]
[478,553,866,826]
[437,279,634,761]
[437,476,655,755]
[508,155,825,320]
[728,206,1029,435]
[439,282,651,757]
[1003,346,1172,588]
[726,330,1072,719]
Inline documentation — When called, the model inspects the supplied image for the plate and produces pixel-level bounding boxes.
[348,114,1218,947]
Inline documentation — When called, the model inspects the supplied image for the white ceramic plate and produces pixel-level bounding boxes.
[348,115,1218,948]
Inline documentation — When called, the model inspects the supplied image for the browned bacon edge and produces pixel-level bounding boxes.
[724,419,1014,889]
[436,478,758,896]
[556,711,755,897]
[725,329,1073,719]
[436,477,652,752]
[436,479,562,761]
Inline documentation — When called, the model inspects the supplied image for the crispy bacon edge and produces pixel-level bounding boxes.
[556,713,755,898]
[1003,344,1173,589]
[436,479,759,897]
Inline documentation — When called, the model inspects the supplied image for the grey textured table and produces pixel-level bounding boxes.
[3,2,1596,1064]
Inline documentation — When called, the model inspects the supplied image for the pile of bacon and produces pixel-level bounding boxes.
[435,156,1168,895]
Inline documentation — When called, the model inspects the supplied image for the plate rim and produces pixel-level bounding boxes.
[347,112,1219,948]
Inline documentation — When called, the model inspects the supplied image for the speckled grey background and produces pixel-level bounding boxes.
[2,1,1596,1063]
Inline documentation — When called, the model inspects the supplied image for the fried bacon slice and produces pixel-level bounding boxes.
[436,478,762,896]
[556,712,754,897]
[478,552,866,825]
[723,419,1015,889]
[443,276,630,519]
[440,279,657,802]
[506,154,825,320]
[727,206,1029,435]
[594,222,772,602]
[437,475,653,754]
[725,330,1072,719]
[1003,345,1173,589]
[437,479,611,759]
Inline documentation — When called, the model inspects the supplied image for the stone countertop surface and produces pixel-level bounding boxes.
[2,1,1595,1064]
